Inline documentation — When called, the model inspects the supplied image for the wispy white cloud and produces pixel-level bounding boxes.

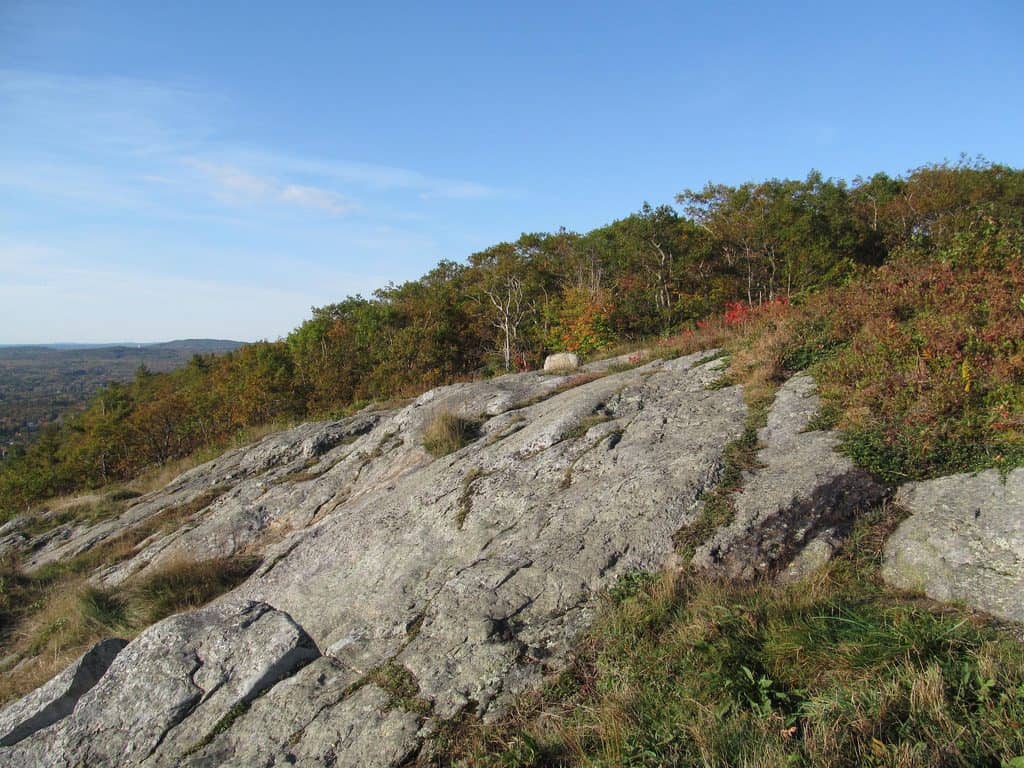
[279,184,357,215]
[0,69,501,218]
[233,151,502,200]
[186,159,359,215]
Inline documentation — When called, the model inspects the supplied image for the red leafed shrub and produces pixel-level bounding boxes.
[723,301,751,326]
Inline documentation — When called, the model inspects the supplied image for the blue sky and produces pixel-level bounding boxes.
[2,1,1022,343]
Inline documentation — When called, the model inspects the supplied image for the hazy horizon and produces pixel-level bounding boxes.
[0,338,249,347]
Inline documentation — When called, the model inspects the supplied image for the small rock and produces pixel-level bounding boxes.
[543,352,579,372]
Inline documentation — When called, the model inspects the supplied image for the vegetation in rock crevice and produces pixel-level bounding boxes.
[673,393,770,562]
[422,411,482,458]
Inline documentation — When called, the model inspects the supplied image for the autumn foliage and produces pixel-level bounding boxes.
[2,158,1022,514]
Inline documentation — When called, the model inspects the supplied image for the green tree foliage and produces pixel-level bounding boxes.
[2,160,1021,516]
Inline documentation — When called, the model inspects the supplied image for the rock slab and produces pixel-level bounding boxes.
[0,602,319,767]
[693,374,885,579]
[883,468,1024,622]
[0,638,127,747]
[1,353,747,767]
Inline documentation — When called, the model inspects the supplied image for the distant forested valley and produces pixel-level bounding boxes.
[2,158,1022,515]
[0,340,242,456]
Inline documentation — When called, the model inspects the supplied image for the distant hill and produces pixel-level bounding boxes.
[0,339,243,352]
[0,339,245,455]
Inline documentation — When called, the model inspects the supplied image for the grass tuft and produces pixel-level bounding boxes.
[127,554,260,625]
[422,411,482,458]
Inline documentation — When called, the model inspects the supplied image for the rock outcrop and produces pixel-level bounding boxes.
[1,352,752,766]
[0,638,127,748]
[883,468,1024,623]
[1,602,319,767]
[7,353,1013,766]
[693,374,885,579]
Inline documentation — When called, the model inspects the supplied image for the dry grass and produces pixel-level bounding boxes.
[456,468,486,529]
[0,552,259,705]
[0,484,242,705]
[422,410,481,458]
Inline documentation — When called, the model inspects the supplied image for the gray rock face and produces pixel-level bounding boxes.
[0,638,127,747]
[693,374,885,579]
[0,602,319,767]
[8,357,1022,766]
[0,352,747,767]
[178,659,421,768]
[227,354,744,723]
[6,414,381,584]
[883,469,1024,622]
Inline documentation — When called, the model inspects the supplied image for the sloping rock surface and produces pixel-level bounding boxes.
[1,602,319,767]
[0,638,127,747]
[1,352,748,767]
[693,374,885,579]
[883,468,1024,622]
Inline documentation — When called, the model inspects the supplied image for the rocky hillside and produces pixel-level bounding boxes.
[0,351,1021,767]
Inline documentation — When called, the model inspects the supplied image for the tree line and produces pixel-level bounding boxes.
[2,158,1021,515]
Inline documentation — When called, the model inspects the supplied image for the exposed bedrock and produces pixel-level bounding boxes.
[692,374,886,580]
[0,602,319,767]
[883,468,1024,623]
[1,352,754,766]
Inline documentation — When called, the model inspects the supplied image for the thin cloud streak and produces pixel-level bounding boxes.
[186,159,360,215]
[1,68,506,341]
